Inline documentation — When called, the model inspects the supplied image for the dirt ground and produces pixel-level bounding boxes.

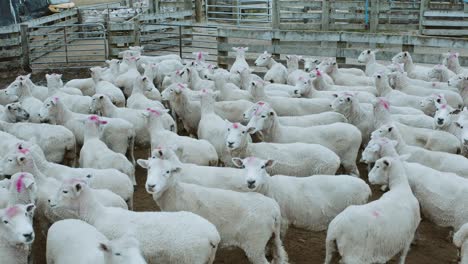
[0,72,460,264]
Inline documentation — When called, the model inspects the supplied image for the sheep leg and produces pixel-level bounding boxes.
[398,238,413,264]
[242,244,269,264]
[342,162,360,177]
[324,237,336,264]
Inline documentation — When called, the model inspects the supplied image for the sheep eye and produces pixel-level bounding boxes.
[261,115,266,118]
[261,165,265,169]
[242,131,245,134]
[227,128,230,131]
[8,159,12,162]
[46,104,50,107]
[376,166,380,169]
[3,220,8,224]
[115,253,121,256]
[166,170,170,174]
[63,190,68,194]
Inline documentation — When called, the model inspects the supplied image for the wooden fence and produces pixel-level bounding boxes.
[217,28,468,70]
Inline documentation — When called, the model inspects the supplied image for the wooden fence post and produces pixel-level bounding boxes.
[272,0,280,30]
[370,0,379,33]
[336,39,346,64]
[195,0,203,22]
[20,24,31,72]
[134,18,140,46]
[218,34,228,69]
[272,38,280,60]
[321,0,330,30]
[419,0,429,34]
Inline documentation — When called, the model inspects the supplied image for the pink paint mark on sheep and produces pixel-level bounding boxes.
[316,70,321,76]
[432,83,436,87]
[379,98,390,110]
[298,76,304,80]
[441,104,447,109]
[257,102,265,106]
[208,64,213,69]
[18,147,29,155]
[246,157,255,164]
[177,83,185,89]
[233,123,239,129]
[53,97,59,103]
[372,211,380,217]
[197,52,203,61]
[89,115,99,121]
[146,108,161,116]
[5,206,19,218]
[176,70,180,74]
[16,174,26,193]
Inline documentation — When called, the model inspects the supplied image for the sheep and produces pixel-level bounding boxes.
[0,204,36,264]
[38,97,135,164]
[100,59,121,83]
[303,58,320,73]
[115,56,141,97]
[49,180,221,264]
[389,70,463,109]
[357,49,390,76]
[237,67,263,90]
[324,156,420,264]
[318,58,366,76]
[14,74,48,101]
[187,64,215,91]
[448,74,468,106]
[230,47,249,74]
[143,107,218,166]
[0,172,37,207]
[2,142,134,209]
[297,77,375,103]
[373,97,434,130]
[90,94,154,147]
[443,51,468,75]
[0,90,18,106]
[254,51,288,84]
[428,64,453,82]
[285,55,309,85]
[0,103,29,123]
[211,71,252,101]
[64,78,95,96]
[45,75,93,114]
[6,80,42,123]
[249,81,332,116]
[368,123,468,177]
[331,93,374,145]
[454,223,468,264]
[225,121,340,175]
[246,102,362,176]
[392,51,439,80]
[47,219,146,264]
[126,75,164,110]
[243,102,347,126]
[419,93,447,116]
[143,60,184,88]
[321,61,373,86]
[312,69,377,95]
[89,67,126,107]
[232,157,371,232]
[80,115,135,185]
[0,120,76,166]
[138,156,287,264]
[0,179,10,208]
[433,103,461,137]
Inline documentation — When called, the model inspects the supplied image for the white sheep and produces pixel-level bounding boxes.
[2,142,134,209]
[65,78,95,96]
[318,58,366,76]
[321,61,373,86]
[0,204,36,264]
[448,74,468,106]
[368,123,468,177]
[246,102,362,176]
[285,55,309,85]
[230,47,250,74]
[392,51,443,81]
[389,70,463,109]
[454,223,468,264]
[212,72,252,101]
[6,80,42,123]
[1,103,29,123]
[324,155,420,264]
[373,97,434,130]
[138,156,287,264]
[232,157,370,232]
[225,121,340,175]
[249,81,332,116]
[49,180,221,264]
[126,75,164,110]
[80,115,135,185]
[115,56,141,97]
[237,67,263,90]
[428,64,453,82]
[14,74,48,101]
[0,90,18,106]
[89,67,127,107]
[255,51,288,84]
[312,69,377,95]
[45,75,92,114]
[443,51,467,75]
[0,172,36,207]
[419,93,447,116]
[47,219,146,264]
[187,64,215,91]
[433,103,461,137]
[143,107,218,166]
[39,97,135,164]
[0,120,76,166]
[142,60,184,88]
[357,49,390,76]
[298,77,375,103]
[374,72,426,110]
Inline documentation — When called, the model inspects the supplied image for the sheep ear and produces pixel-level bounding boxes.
[451,109,461,115]
[99,95,104,100]
[99,243,110,253]
[264,159,275,168]
[388,126,393,132]
[16,154,26,165]
[285,55,290,60]
[383,159,391,167]
[23,177,35,189]
[74,182,83,194]
[25,203,35,214]
[246,127,256,134]
[137,159,149,169]
[231,158,244,168]
[399,154,411,161]
[171,166,182,174]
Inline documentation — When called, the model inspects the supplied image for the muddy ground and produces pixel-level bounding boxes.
[0,72,459,264]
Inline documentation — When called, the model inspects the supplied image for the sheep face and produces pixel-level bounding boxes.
[371,124,397,140]
[138,158,180,198]
[361,140,382,164]
[419,94,445,114]
[0,89,18,105]
[232,157,274,191]
[433,103,459,129]
[0,204,35,244]
[49,180,86,212]
[391,51,410,64]
[161,84,184,101]
[255,52,272,67]
[99,236,146,264]
[443,52,459,69]
[45,73,63,88]
[90,94,107,114]
[39,98,59,124]
[448,74,467,88]
[455,119,468,145]
[243,102,264,121]
[5,81,21,97]
[5,102,30,122]
[246,104,275,134]
[368,157,391,186]
[10,172,36,202]
[0,153,26,178]
[331,93,354,114]
[357,49,373,64]
[303,58,320,72]
[225,122,249,150]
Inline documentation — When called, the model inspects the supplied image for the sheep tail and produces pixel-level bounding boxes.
[271,217,288,264]
[454,224,468,247]
[324,224,338,264]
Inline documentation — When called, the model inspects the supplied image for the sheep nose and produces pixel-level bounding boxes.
[23,233,33,241]
[25,113,30,118]
[227,142,234,147]
[294,90,300,95]
[147,184,156,188]
[247,180,256,189]
[304,68,310,72]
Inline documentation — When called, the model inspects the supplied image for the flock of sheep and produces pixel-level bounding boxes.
[0,43,467,264]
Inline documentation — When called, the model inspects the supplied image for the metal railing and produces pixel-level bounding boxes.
[206,0,272,28]
[28,23,108,70]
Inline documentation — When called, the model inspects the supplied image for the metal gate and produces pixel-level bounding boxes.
[206,0,272,28]
[28,23,108,71]
[139,23,218,64]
